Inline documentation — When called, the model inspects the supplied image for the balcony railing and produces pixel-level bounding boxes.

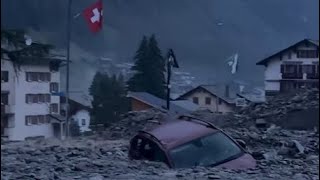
[306,73,319,79]
[281,73,303,79]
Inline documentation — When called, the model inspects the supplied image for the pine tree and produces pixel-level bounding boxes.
[127,36,149,92]
[89,72,128,127]
[1,29,53,67]
[146,34,166,98]
[89,72,108,125]
[127,34,166,98]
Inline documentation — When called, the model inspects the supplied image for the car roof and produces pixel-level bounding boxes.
[139,118,219,150]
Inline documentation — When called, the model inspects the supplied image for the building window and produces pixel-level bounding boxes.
[25,116,32,126]
[45,115,51,123]
[50,103,59,113]
[26,72,51,82]
[288,52,292,59]
[218,98,223,105]
[38,94,45,103]
[31,116,38,125]
[50,82,59,93]
[82,119,86,126]
[192,97,199,104]
[61,110,66,116]
[38,115,45,124]
[45,94,51,103]
[302,65,315,74]
[1,71,8,82]
[1,93,9,105]
[205,97,211,105]
[281,64,297,73]
[297,50,319,58]
[25,115,51,125]
[26,94,51,104]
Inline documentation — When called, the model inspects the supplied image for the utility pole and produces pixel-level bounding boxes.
[166,49,179,110]
[166,59,172,110]
[65,0,72,139]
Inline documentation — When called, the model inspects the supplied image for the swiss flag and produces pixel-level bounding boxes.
[83,0,103,33]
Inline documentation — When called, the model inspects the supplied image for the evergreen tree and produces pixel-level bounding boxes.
[89,72,128,127]
[89,72,108,125]
[146,34,166,98]
[127,34,166,98]
[127,36,149,92]
[1,29,54,71]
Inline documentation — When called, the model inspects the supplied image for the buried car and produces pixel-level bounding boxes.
[129,115,256,169]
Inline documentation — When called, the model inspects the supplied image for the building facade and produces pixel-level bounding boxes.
[176,85,236,113]
[70,109,91,133]
[256,39,319,96]
[60,96,92,133]
[1,57,63,141]
[127,91,200,114]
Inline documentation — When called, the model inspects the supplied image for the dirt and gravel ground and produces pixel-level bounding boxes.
[1,122,319,180]
[1,89,319,180]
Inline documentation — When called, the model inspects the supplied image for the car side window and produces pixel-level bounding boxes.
[129,136,168,165]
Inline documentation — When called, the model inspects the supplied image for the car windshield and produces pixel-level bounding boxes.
[169,132,242,168]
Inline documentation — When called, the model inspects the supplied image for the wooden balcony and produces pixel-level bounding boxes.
[282,73,303,79]
[306,73,319,79]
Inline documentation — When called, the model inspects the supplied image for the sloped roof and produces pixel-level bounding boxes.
[176,85,238,104]
[237,93,265,103]
[201,85,237,104]
[256,39,319,66]
[127,92,199,114]
[171,100,200,112]
[308,39,319,46]
[60,96,92,111]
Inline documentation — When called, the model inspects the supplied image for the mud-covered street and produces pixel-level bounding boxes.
[2,125,319,180]
[2,90,319,180]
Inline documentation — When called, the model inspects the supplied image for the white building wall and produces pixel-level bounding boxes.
[1,59,60,140]
[71,109,91,133]
[265,58,282,81]
[264,81,280,92]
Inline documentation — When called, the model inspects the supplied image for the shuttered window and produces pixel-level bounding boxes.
[1,71,8,82]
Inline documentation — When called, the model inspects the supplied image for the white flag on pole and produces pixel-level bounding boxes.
[227,53,239,74]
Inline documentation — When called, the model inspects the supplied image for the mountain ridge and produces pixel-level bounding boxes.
[1,0,319,87]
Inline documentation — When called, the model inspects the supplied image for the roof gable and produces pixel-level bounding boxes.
[256,39,319,66]
[127,91,196,114]
[176,85,236,104]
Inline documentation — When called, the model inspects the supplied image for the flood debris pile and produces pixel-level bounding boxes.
[234,88,319,129]
[103,109,168,140]
[1,128,319,180]
[225,125,319,158]
[1,89,319,179]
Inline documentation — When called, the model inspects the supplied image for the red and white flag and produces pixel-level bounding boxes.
[83,0,103,33]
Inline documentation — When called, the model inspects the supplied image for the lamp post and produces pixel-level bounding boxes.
[65,0,73,139]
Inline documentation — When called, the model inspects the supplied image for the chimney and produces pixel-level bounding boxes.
[239,85,244,93]
[225,85,230,98]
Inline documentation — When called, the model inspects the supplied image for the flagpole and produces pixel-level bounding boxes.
[65,0,72,139]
